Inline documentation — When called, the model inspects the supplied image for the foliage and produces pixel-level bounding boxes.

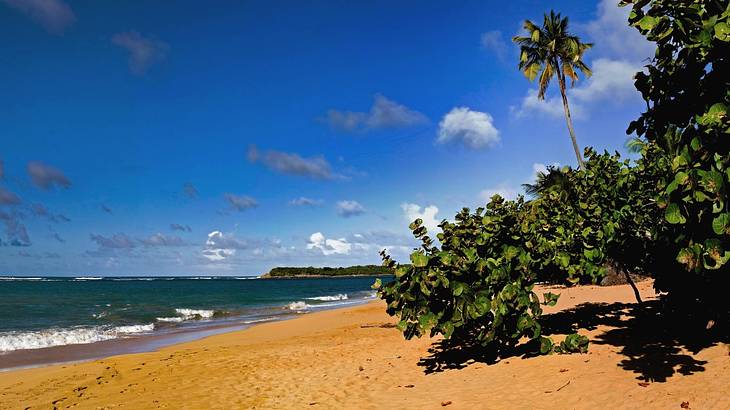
[553,333,590,354]
[622,0,730,320]
[513,10,593,169]
[265,265,393,278]
[376,150,662,355]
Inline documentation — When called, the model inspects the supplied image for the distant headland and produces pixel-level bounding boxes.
[261,265,394,278]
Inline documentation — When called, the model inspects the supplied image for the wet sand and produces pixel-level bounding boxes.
[1,280,728,409]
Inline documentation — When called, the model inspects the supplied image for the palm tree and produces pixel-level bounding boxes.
[513,11,593,170]
[522,165,572,198]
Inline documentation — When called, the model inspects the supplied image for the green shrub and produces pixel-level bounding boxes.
[623,0,730,320]
[376,150,661,355]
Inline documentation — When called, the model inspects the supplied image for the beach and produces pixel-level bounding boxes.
[1,280,728,409]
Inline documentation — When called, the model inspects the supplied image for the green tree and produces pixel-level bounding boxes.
[513,11,593,170]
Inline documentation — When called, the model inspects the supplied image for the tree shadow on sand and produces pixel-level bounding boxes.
[418,299,728,381]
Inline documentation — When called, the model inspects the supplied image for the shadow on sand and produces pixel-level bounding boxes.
[418,299,728,381]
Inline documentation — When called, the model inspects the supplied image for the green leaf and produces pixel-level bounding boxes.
[524,63,541,81]
[452,281,466,297]
[410,252,429,268]
[542,292,560,307]
[664,203,686,224]
[539,337,554,355]
[638,15,657,31]
[715,22,730,41]
[371,278,382,290]
[712,213,730,235]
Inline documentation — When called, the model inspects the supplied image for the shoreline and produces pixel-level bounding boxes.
[2,280,728,409]
[0,297,375,372]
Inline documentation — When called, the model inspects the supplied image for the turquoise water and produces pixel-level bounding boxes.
[0,276,387,353]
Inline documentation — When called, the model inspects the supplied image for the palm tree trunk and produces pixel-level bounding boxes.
[557,72,585,170]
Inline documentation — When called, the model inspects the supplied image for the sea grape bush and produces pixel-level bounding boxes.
[622,0,730,320]
[376,150,661,355]
[377,0,730,356]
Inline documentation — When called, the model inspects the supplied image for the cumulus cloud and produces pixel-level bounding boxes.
[306,232,352,256]
[27,161,71,190]
[326,94,428,132]
[569,58,643,103]
[336,200,365,218]
[0,187,21,205]
[289,197,324,207]
[401,203,441,234]
[248,145,340,180]
[140,233,186,247]
[583,0,654,62]
[89,233,136,250]
[512,89,570,119]
[224,193,258,212]
[0,211,31,246]
[170,223,192,232]
[112,31,169,75]
[512,59,640,120]
[202,230,251,261]
[183,182,198,199]
[480,30,507,60]
[2,0,75,34]
[437,107,500,149]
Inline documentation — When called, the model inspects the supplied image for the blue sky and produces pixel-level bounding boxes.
[0,0,653,276]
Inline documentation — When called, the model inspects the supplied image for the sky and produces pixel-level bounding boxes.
[0,0,654,276]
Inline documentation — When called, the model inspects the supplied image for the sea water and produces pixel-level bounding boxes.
[0,276,386,356]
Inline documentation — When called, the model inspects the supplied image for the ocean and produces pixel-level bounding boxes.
[0,275,387,368]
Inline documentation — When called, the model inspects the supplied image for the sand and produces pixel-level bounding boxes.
[1,280,728,409]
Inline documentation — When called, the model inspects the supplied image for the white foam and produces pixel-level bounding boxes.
[156,316,184,323]
[174,308,216,319]
[286,301,309,311]
[0,324,154,352]
[307,293,348,301]
[74,277,102,281]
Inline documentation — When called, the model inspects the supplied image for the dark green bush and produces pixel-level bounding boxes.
[623,0,730,321]
[376,150,661,355]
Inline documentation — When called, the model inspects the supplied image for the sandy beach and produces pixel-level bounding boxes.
[1,280,728,410]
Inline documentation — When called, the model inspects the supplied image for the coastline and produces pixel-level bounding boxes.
[2,280,728,409]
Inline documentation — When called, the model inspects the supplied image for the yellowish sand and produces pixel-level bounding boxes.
[1,280,728,409]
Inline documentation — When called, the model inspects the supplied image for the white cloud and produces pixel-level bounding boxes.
[401,203,440,234]
[112,31,169,75]
[306,232,352,256]
[480,30,507,60]
[479,184,519,202]
[289,197,323,207]
[202,230,249,261]
[512,59,640,120]
[336,200,365,218]
[512,89,570,119]
[327,94,428,132]
[570,58,642,103]
[583,0,654,62]
[2,0,75,34]
[437,107,500,149]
